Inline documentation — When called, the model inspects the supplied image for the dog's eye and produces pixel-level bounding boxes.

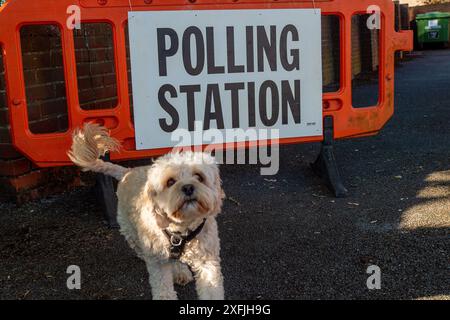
[194,173,204,183]
[166,178,176,188]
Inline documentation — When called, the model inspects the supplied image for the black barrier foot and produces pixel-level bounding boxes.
[94,153,119,228]
[311,116,348,198]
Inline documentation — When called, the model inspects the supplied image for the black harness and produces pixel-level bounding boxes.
[164,219,206,260]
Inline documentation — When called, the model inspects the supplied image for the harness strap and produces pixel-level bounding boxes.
[164,219,206,260]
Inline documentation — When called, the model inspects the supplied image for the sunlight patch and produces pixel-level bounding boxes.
[400,170,450,230]
[416,295,450,300]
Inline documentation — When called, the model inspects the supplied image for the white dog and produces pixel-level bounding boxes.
[68,123,225,300]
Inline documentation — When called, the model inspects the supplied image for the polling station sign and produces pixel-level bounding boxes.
[128,9,323,150]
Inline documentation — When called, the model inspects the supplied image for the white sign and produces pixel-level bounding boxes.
[129,9,323,150]
[426,19,441,30]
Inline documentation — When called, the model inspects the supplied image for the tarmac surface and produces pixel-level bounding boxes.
[0,49,449,300]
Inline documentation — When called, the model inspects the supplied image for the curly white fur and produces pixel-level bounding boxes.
[68,123,129,180]
[68,123,225,300]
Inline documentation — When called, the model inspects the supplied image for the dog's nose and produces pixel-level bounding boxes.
[181,184,195,196]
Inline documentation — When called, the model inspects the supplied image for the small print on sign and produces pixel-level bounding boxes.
[129,9,323,150]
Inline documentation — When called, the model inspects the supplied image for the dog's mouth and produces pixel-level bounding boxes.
[170,198,197,221]
[182,198,198,208]
[171,197,209,218]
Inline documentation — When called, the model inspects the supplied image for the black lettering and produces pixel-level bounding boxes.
[182,26,205,76]
[204,84,225,130]
[248,82,256,127]
[257,26,277,72]
[281,80,301,124]
[225,82,245,128]
[157,28,179,76]
[246,26,255,73]
[226,27,245,73]
[280,25,300,71]
[158,84,179,132]
[180,85,201,131]
[259,80,279,126]
[206,27,225,74]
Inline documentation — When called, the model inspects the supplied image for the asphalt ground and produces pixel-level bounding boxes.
[0,49,449,300]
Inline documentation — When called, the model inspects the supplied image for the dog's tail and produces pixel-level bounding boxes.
[68,123,129,180]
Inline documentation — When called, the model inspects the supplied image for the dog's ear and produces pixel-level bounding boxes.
[146,181,170,229]
[154,209,170,229]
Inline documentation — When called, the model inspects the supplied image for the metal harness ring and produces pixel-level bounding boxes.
[170,235,183,247]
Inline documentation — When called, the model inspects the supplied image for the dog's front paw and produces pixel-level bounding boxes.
[173,262,194,286]
[153,291,178,300]
[174,272,193,286]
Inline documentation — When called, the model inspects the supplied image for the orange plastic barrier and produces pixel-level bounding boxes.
[0,0,412,167]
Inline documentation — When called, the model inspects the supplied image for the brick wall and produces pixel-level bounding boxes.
[400,4,411,30]
[352,15,380,80]
[409,2,450,22]
[322,14,379,89]
[74,23,118,110]
[322,16,341,92]
[20,25,69,134]
[352,16,363,77]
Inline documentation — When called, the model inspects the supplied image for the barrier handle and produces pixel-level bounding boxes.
[393,30,414,52]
